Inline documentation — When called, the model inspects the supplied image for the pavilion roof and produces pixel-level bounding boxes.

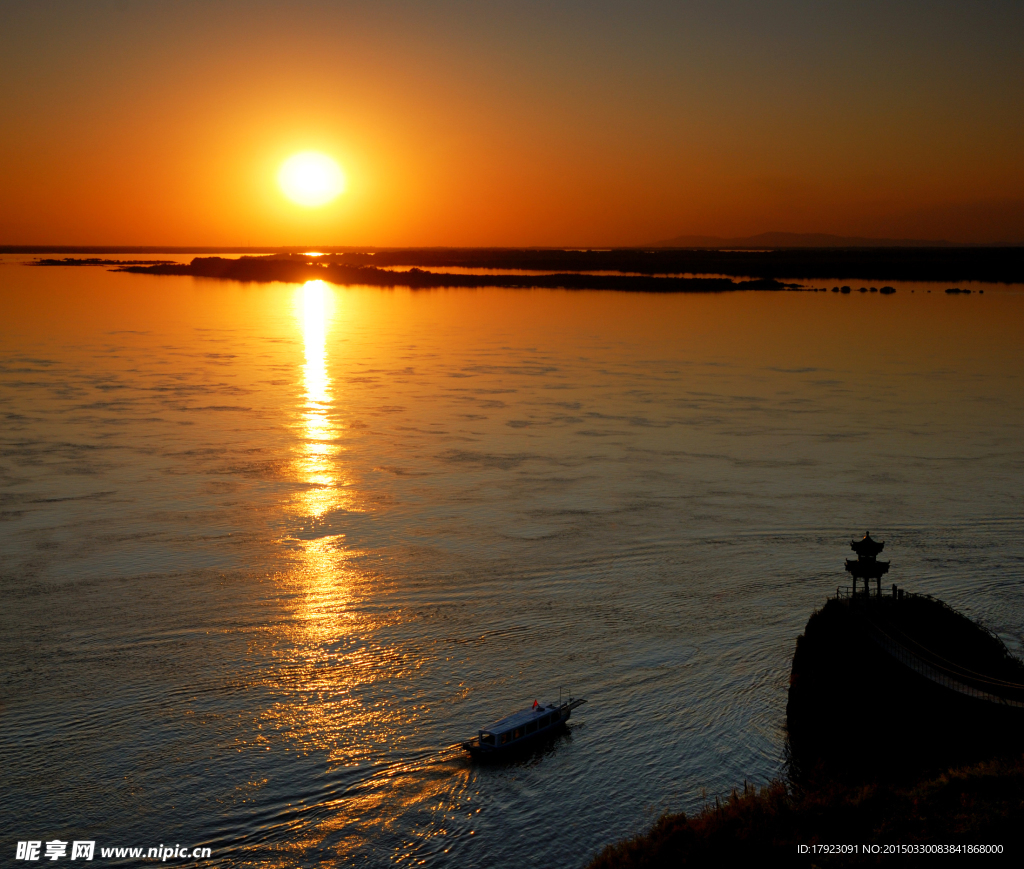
[850,531,885,557]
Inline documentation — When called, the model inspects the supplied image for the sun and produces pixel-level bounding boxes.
[278,151,346,207]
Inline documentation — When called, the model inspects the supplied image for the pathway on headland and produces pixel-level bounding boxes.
[851,602,1024,708]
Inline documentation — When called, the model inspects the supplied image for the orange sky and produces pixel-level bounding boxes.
[2,1,1023,247]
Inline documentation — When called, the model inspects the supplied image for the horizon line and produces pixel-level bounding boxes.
[5,243,1024,254]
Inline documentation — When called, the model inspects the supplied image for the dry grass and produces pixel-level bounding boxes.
[588,755,1024,867]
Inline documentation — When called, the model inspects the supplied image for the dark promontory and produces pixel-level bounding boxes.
[787,533,1024,781]
[586,533,1024,866]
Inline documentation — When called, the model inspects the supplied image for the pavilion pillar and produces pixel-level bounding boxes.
[844,531,890,604]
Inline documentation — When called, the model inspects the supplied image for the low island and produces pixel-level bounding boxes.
[113,253,797,292]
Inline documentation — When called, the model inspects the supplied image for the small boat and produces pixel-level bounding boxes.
[463,696,587,759]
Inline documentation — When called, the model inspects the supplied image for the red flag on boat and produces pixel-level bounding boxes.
[532,700,538,708]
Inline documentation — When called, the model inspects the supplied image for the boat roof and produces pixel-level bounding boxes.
[483,702,560,733]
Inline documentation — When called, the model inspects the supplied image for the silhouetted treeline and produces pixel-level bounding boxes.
[118,256,794,292]
[11,246,1022,281]
[324,247,1024,282]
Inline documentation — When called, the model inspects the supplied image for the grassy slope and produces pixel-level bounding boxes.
[588,755,1024,866]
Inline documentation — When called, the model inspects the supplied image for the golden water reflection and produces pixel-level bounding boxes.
[296,280,341,519]
[280,285,477,862]
[265,283,359,751]
[262,282,407,784]
[289,278,365,638]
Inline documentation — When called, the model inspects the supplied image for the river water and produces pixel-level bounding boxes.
[2,258,1023,866]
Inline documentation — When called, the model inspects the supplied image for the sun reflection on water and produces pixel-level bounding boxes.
[296,280,341,519]
[249,281,464,864]
[268,283,405,755]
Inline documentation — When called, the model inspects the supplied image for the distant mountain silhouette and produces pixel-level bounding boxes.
[651,231,952,249]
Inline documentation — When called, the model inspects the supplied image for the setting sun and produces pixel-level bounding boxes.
[278,151,346,207]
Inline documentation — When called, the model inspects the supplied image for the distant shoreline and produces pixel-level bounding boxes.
[8,246,1023,282]
[109,255,796,293]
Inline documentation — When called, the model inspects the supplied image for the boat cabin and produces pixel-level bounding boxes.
[464,696,586,758]
[478,703,564,748]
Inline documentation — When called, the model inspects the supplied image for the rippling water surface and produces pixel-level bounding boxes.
[2,259,1023,866]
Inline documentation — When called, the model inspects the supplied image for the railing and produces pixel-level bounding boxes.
[831,588,1024,707]
[834,585,897,601]
[862,619,1024,709]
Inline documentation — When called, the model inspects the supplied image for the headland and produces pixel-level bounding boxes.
[588,533,1024,864]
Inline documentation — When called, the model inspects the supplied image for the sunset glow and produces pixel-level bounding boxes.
[2,4,1022,245]
[279,152,346,207]
[6,2,1024,865]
